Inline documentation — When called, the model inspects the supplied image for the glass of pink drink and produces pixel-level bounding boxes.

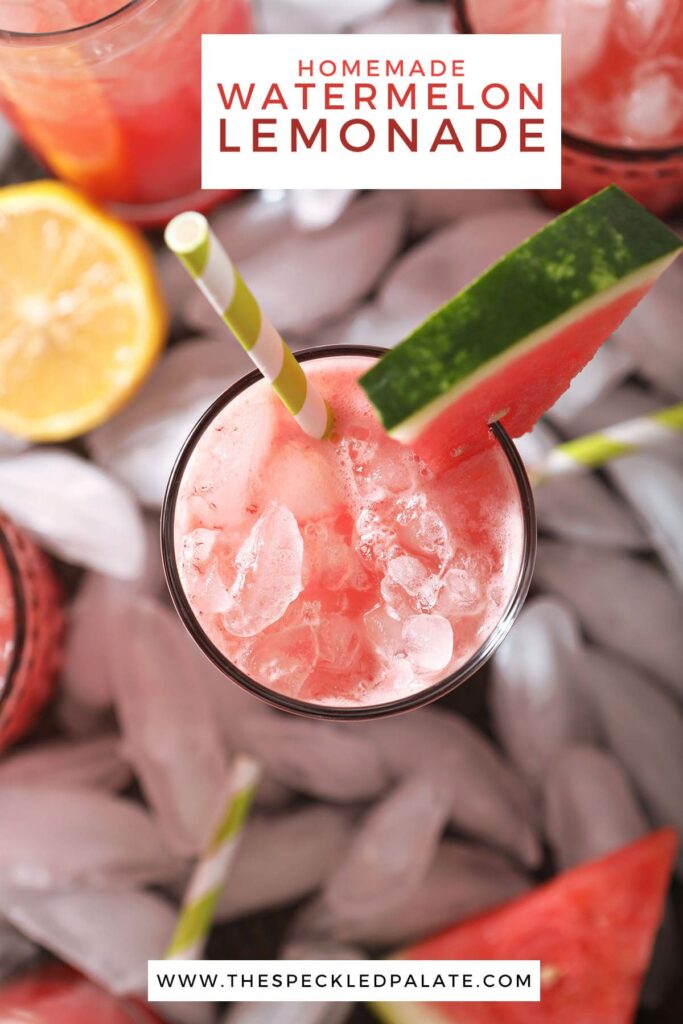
[453,0,683,215]
[0,0,252,225]
[0,966,161,1024]
[162,347,535,720]
[0,514,64,751]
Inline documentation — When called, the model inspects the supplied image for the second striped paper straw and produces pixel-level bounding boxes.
[530,403,683,484]
[164,211,334,441]
[166,753,261,961]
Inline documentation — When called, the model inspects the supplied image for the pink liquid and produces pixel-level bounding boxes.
[461,0,683,215]
[0,0,252,219]
[174,356,525,709]
[0,966,161,1024]
[0,516,64,751]
[466,0,683,148]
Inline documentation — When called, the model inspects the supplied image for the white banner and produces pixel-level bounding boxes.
[201,34,562,190]
[149,959,542,1002]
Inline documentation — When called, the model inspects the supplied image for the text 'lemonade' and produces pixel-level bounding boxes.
[0,0,252,220]
[173,354,526,710]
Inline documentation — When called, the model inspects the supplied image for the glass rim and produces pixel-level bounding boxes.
[451,0,683,162]
[0,0,155,45]
[161,344,537,722]
[0,517,27,719]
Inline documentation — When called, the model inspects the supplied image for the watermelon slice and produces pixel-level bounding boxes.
[370,829,677,1024]
[360,187,682,470]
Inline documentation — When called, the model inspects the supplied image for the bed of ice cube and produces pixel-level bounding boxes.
[0,2,682,1022]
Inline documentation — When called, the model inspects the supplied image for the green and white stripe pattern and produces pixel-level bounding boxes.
[530,403,683,483]
[165,211,334,440]
[166,754,261,961]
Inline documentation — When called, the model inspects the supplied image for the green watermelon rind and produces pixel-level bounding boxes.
[360,187,682,441]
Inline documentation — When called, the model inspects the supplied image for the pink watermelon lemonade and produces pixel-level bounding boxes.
[0,515,64,751]
[453,0,683,215]
[164,348,534,718]
[0,0,252,223]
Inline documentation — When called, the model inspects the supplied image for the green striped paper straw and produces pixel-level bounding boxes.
[530,403,683,484]
[166,754,261,961]
[164,211,334,441]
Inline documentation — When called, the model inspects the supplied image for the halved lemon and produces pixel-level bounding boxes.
[0,180,167,441]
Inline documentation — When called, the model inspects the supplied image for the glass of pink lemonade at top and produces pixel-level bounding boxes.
[0,514,64,751]
[162,347,535,720]
[0,0,252,224]
[452,0,683,216]
[0,966,162,1024]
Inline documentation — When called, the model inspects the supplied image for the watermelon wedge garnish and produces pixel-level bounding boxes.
[360,187,682,470]
[370,829,677,1024]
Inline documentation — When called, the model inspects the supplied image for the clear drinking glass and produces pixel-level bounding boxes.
[161,346,537,722]
[451,0,683,216]
[0,0,252,224]
[0,514,64,751]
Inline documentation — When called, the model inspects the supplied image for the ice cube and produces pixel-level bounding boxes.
[0,449,145,578]
[290,190,358,229]
[187,194,407,336]
[225,997,352,1024]
[295,841,530,948]
[215,807,354,922]
[248,623,319,696]
[355,508,401,568]
[323,774,452,922]
[611,267,683,398]
[87,338,251,507]
[363,603,405,659]
[317,615,362,673]
[617,0,676,49]
[109,597,230,856]
[546,341,636,428]
[0,736,131,793]
[221,505,304,638]
[395,493,453,569]
[619,65,683,145]
[238,713,390,803]
[0,427,28,457]
[0,785,180,889]
[0,887,177,997]
[607,454,683,591]
[356,709,541,867]
[517,421,646,549]
[408,190,535,237]
[534,540,683,699]
[378,208,551,331]
[563,382,675,436]
[547,0,614,83]
[402,614,453,673]
[355,0,452,34]
[580,647,683,873]
[62,571,155,716]
[264,445,342,522]
[490,597,599,787]
[303,522,363,592]
[258,0,394,32]
[434,560,489,617]
[543,746,648,869]
[388,555,440,610]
